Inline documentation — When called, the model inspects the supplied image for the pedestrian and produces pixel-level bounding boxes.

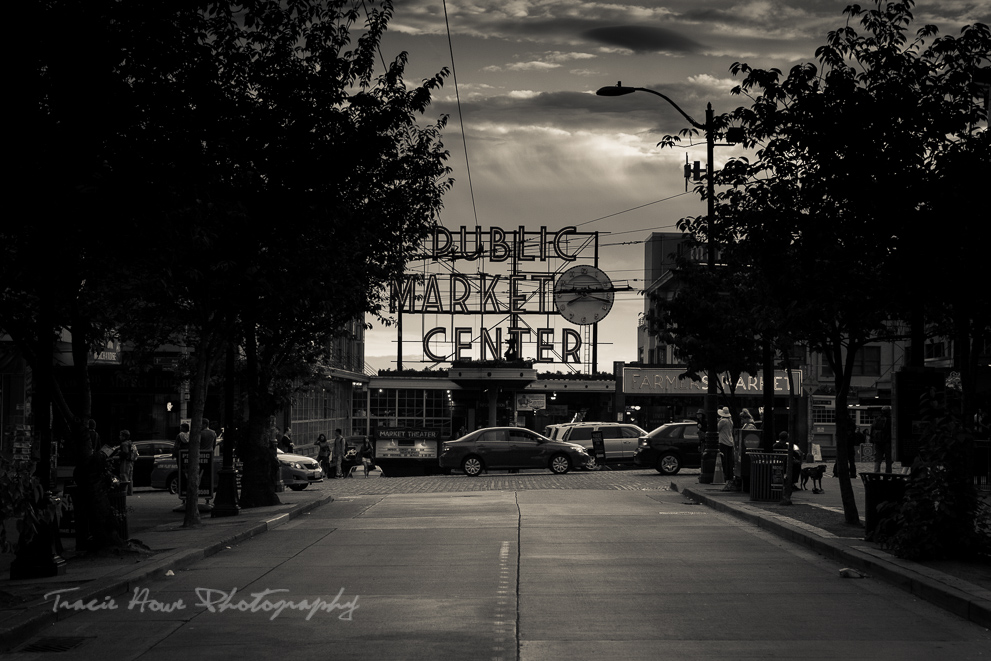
[717,407,735,484]
[360,436,375,477]
[695,409,706,456]
[833,415,861,478]
[870,406,893,473]
[333,428,346,478]
[118,429,137,495]
[172,422,190,461]
[316,433,332,478]
[773,431,802,491]
[200,418,218,454]
[279,428,294,453]
[87,418,101,456]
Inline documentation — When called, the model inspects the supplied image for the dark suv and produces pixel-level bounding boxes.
[634,421,703,475]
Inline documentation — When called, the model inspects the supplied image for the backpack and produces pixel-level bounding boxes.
[128,442,139,462]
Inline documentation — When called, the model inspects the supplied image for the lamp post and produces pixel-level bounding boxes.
[596,82,720,483]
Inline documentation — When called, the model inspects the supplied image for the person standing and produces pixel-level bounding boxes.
[833,415,861,478]
[695,409,707,458]
[774,430,803,491]
[200,418,218,454]
[333,429,346,479]
[316,433,332,478]
[870,406,893,473]
[118,430,136,495]
[172,422,190,460]
[717,407,735,484]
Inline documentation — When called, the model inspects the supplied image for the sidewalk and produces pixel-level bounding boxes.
[674,461,991,629]
[0,488,333,653]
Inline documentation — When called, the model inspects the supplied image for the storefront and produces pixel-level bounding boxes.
[617,364,809,453]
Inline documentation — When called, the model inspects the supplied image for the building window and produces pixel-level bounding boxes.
[812,408,836,424]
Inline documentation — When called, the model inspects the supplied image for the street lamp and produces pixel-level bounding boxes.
[596,81,720,484]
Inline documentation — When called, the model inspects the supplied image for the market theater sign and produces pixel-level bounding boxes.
[623,367,802,395]
[390,225,597,364]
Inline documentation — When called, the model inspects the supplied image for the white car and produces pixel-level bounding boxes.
[277,449,324,490]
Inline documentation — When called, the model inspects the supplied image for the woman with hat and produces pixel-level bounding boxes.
[717,407,735,484]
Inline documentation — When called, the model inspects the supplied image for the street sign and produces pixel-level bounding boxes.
[178,449,215,498]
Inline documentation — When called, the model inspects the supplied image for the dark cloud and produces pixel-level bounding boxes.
[582,25,704,54]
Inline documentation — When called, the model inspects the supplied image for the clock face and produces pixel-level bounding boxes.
[553,265,615,325]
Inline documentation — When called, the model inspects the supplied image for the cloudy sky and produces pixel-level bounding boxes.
[364,0,990,373]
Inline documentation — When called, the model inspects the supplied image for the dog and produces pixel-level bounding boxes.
[800,465,827,493]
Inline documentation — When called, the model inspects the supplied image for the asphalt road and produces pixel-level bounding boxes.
[9,470,989,660]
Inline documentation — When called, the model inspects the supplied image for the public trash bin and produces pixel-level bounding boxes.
[860,472,908,542]
[748,451,785,501]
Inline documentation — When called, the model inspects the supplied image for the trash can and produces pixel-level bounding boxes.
[748,451,785,501]
[860,472,908,542]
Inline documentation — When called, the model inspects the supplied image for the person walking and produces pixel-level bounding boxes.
[359,436,375,477]
[118,430,136,495]
[316,433,332,478]
[333,429,346,479]
[87,419,101,457]
[870,406,893,473]
[279,428,294,453]
[717,407,735,484]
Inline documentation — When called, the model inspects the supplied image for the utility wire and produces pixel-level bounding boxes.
[442,0,480,231]
[573,192,692,228]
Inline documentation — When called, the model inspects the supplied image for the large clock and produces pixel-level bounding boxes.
[553,265,615,325]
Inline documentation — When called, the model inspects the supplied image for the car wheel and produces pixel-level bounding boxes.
[289,484,307,491]
[656,452,681,475]
[549,454,571,474]
[168,474,179,495]
[583,455,598,471]
[462,456,484,477]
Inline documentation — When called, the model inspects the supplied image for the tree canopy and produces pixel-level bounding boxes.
[654,1,990,524]
[16,0,453,527]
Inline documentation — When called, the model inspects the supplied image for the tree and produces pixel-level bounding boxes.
[647,256,761,416]
[27,0,452,527]
[712,1,990,525]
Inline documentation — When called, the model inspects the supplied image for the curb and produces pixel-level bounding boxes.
[681,486,991,629]
[0,493,334,653]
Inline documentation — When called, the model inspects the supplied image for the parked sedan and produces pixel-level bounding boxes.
[150,450,226,494]
[439,427,589,476]
[633,421,703,475]
[132,440,176,488]
[277,449,324,490]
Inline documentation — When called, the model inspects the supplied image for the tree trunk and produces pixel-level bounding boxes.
[238,411,281,508]
[833,345,861,525]
[183,356,209,527]
[761,336,775,451]
[236,321,281,509]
